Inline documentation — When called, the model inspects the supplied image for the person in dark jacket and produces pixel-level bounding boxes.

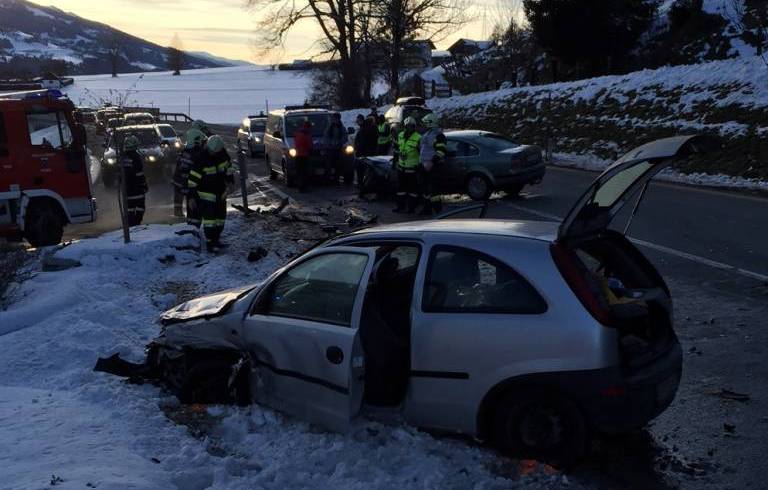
[120,135,148,226]
[187,135,232,252]
[376,114,391,156]
[322,113,348,184]
[173,129,207,226]
[293,120,314,192]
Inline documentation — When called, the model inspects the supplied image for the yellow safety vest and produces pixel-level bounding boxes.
[397,131,421,170]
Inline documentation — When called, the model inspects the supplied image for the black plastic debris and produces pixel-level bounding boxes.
[709,389,750,402]
[247,247,269,262]
[158,254,176,264]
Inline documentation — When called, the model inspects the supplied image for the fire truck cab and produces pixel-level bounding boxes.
[0,89,95,247]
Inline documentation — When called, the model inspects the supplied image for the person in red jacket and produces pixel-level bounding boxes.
[293,120,313,192]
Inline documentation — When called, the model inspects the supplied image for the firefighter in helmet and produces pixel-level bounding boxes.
[187,135,232,252]
[191,119,213,137]
[418,113,447,215]
[173,128,207,227]
[392,116,421,213]
[121,134,148,226]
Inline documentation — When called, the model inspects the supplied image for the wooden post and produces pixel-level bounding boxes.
[117,145,130,244]
[237,149,250,213]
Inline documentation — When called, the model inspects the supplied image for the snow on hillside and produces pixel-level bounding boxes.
[64,66,314,124]
[0,211,578,490]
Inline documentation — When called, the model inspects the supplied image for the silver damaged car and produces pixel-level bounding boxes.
[146,136,715,460]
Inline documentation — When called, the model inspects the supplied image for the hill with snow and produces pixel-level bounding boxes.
[0,0,240,76]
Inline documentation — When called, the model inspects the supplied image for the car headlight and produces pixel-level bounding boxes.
[106,157,116,165]
[288,148,297,158]
[253,136,261,143]
[344,145,355,155]
[147,155,157,163]
[174,140,182,149]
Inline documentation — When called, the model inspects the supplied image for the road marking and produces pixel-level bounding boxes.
[504,203,768,283]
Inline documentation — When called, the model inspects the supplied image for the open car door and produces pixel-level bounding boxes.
[243,246,376,432]
[558,135,718,240]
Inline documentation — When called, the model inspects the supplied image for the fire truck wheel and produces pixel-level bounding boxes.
[24,200,65,248]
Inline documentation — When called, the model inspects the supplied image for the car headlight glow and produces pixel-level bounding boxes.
[174,140,182,149]
[344,145,355,155]
[106,157,116,165]
[147,155,157,163]
[253,136,261,143]
[288,148,297,158]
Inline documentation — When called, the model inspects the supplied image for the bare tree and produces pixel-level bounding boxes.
[168,33,185,76]
[248,0,372,107]
[371,0,465,98]
[109,32,121,78]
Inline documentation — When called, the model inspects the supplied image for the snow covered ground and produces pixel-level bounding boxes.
[64,66,314,125]
[0,206,577,489]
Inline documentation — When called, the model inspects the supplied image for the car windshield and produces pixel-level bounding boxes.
[402,106,432,122]
[479,133,520,151]
[116,129,160,147]
[249,119,266,132]
[157,125,176,138]
[286,114,330,137]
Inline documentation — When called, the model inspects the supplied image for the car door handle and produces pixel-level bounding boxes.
[326,346,344,365]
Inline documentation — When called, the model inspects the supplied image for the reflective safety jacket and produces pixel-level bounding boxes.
[396,131,421,171]
[174,145,206,192]
[187,149,232,202]
[419,129,447,171]
[121,150,147,197]
[377,122,391,146]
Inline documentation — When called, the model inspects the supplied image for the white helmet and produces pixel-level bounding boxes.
[421,113,439,129]
[403,116,418,128]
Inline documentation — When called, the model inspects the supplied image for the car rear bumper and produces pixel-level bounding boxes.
[494,164,546,187]
[577,338,683,433]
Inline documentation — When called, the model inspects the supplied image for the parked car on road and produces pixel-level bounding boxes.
[237,115,267,156]
[359,130,545,200]
[133,135,711,462]
[101,125,171,187]
[123,112,156,126]
[155,124,183,152]
[264,106,355,186]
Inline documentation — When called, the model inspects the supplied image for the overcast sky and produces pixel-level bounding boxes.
[29,0,510,63]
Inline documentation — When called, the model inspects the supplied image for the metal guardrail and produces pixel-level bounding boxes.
[158,112,194,123]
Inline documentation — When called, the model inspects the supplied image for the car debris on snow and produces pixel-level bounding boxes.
[708,389,750,402]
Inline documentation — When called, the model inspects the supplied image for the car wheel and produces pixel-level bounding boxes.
[24,199,64,248]
[466,174,492,201]
[505,183,524,197]
[265,154,277,180]
[283,160,295,187]
[492,389,588,467]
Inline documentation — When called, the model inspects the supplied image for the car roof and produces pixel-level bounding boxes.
[349,219,558,242]
[114,124,157,132]
[271,108,331,117]
[445,130,494,139]
[125,112,153,117]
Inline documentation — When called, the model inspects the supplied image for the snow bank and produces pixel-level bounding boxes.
[0,211,576,489]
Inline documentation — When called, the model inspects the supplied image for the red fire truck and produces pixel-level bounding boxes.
[0,89,95,247]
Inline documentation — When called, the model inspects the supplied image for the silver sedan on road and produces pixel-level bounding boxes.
[148,136,715,462]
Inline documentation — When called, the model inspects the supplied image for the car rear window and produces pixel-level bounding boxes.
[423,245,547,314]
[402,106,432,122]
[249,120,266,132]
[479,133,519,151]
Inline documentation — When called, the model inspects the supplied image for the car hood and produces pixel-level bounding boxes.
[140,147,164,157]
[160,284,258,325]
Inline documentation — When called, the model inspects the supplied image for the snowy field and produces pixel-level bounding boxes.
[0,206,578,489]
[64,66,314,125]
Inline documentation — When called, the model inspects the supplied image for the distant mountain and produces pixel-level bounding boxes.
[188,51,254,67]
[0,0,234,77]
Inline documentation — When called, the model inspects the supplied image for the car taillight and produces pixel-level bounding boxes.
[550,241,616,327]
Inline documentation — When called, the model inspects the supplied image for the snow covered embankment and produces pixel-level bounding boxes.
[429,55,768,190]
[0,214,578,489]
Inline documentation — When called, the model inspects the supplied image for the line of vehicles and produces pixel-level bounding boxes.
[236,99,546,200]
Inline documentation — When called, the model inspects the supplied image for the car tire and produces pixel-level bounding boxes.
[283,160,295,187]
[24,199,64,248]
[466,173,492,201]
[492,389,589,467]
[505,183,525,197]
[265,154,277,180]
